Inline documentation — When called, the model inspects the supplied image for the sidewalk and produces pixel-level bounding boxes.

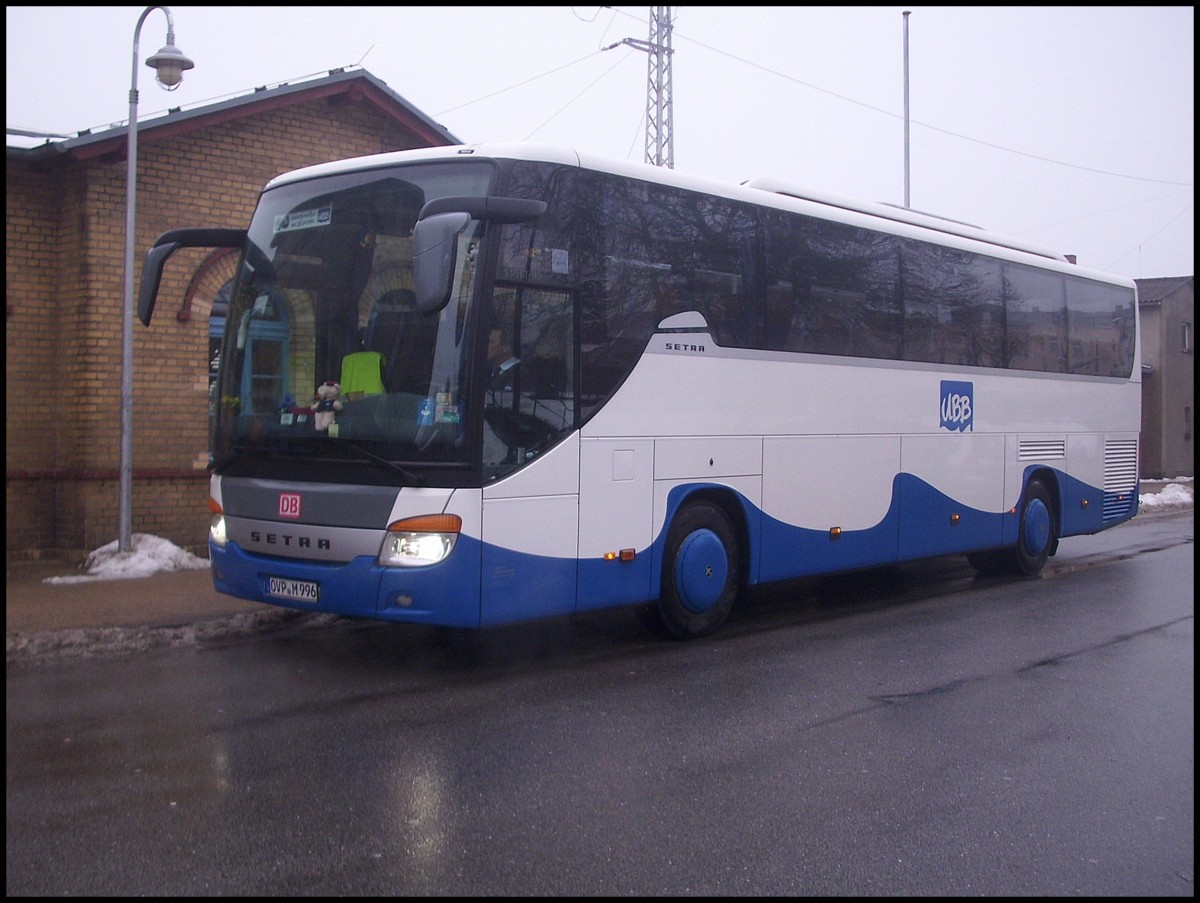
[5,558,262,636]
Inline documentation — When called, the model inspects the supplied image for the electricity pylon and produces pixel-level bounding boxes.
[607,6,674,168]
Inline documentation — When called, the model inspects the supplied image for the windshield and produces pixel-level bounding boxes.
[212,162,494,479]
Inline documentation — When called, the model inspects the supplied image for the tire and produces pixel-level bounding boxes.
[1012,479,1055,576]
[644,500,742,640]
[968,479,1056,577]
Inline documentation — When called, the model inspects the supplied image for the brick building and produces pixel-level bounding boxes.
[6,69,460,562]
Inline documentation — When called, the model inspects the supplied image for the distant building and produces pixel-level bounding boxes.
[1136,276,1194,479]
[6,69,460,562]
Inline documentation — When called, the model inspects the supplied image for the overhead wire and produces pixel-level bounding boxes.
[1103,201,1195,271]
[522,48,637,141]
[671,28,1192,189]
[439,6,1190,191]
[421,7,1190,270]
[216,7,1180,276]
[432,51,612,118]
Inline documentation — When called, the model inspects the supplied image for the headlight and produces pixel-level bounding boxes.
[208,498,227,547]
[378,514,461,567]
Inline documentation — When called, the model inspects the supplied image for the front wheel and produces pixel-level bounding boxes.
[642,500,742,640]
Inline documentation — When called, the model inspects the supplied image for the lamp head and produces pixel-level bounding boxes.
[145,42,194,90]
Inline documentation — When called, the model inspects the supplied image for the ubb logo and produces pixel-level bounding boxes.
[940,380,973,432]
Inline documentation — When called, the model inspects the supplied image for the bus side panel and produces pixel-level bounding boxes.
[1059,432,1139,535]
[898,433,1006,559]
[577,438,655,611]
[759,436,900,581]
[1054,432,1106,536]
[480,435,581,625]
[480,495,578,625]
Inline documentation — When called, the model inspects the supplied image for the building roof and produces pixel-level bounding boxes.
[6,67,462,162]
[1134,275,1194,305]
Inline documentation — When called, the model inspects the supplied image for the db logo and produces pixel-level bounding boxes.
[939,380,974,432]
[279,493,302,518]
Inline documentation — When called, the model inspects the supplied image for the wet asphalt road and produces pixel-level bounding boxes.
[6,511,1194,895]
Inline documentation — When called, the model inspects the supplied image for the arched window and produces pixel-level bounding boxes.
[234,292,290,414]
[179,250,239,459]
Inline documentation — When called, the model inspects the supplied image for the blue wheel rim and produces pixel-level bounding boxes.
[675,528,729,613]
[1022,497,1050,554]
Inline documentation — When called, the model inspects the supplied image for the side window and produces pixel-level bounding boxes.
[762,211,899,360]
[517,289,574,432]
[482,285,576,481]
[685,205,756,349]
[1065,277,1136,377]
[1004,264,1067,372]
[577,175,762,410]
[901,242,1002,367]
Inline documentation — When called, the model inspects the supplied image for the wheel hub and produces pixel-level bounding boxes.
[675,529,729,613]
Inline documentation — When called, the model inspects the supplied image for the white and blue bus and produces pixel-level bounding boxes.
[139,143,1141,639]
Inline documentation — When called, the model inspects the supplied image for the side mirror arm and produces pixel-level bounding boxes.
[138,228,245,326]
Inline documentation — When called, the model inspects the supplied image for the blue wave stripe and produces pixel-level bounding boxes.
[212,468,1126,628]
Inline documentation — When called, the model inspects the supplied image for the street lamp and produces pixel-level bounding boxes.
[119,6,194,552]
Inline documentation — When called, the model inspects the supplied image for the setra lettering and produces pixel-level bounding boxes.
[250,531,330,550]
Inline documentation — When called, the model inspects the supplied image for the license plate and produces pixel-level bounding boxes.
[267,576,320,603]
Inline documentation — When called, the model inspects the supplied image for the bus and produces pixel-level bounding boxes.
[138,142,1141,639]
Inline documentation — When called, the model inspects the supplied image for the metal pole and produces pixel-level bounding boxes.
[903,10,911,209]
[120,5,185,552]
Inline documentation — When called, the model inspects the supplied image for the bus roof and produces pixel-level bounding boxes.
[264,142,1131,286]
[740,175,1067,263]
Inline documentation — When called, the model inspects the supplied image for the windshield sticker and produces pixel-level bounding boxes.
[940,380,974,432]
[551,248,570,274]
[274,206,332,234]
[435,388,461,424]
[417,396,435,426]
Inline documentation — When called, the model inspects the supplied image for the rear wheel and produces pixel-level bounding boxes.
[1013,479,1055,576]
[642,500,742,640]
[968,479,1056,577]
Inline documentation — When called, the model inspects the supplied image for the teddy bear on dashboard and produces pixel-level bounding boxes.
[311,381,343,431]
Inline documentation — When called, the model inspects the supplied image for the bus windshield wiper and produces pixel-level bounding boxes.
[339,441,423,484]
[212,444,308,469]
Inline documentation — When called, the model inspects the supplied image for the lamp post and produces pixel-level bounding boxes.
[119,6,194,552]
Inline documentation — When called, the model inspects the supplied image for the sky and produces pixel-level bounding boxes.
[5,6,1193,281]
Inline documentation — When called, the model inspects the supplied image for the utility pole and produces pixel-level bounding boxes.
[606,6,674,168]
[902,10,911,208]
